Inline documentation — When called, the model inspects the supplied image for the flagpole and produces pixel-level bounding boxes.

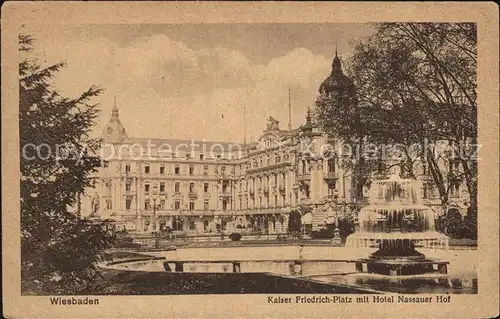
[169,101,172,139]
[244,103,247,145]
[288,89,292,132]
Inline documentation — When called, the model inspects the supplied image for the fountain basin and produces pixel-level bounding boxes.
[355,258,449,276]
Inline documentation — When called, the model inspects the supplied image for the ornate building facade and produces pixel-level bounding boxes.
[82,51,471,236]
[83,103,358,234]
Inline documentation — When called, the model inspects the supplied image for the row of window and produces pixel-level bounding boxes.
[297,158,336,175]
[121,153,294,177]
[422,182,461,198]
[126,164,211,176]
[132,182,212,194]
[138,199,230,211]
[104,192,297,212]
[238,173,288,190]
[153,220,228,232]
[142,219,226,232]
[249,153,290,169]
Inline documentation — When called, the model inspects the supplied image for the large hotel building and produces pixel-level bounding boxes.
[83,53,471,235]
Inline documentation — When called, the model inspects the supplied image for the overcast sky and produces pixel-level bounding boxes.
[22,23,374,143]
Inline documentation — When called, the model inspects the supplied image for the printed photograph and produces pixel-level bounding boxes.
[19,22,478,296]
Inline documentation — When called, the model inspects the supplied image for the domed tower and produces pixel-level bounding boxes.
[319,49,356,96]
[102,97,128,144]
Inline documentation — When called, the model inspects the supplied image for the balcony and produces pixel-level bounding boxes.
[298,198,313,211]
[263,187,269,196]
[188,192,198,200]
[125,189,136,195]
[220,172,233,180]
[297,174,310,182]
[124,170,138,177]
[323,171,339,181]
[237,189,246,196]
[271,186,279,196]
[219,190,232,198]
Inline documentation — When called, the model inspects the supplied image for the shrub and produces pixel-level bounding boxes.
[229,233,242,241]
[114,234,140,248]
[337,218,355,241]
[161,226,172,234]
[311,229,334,239]
[436,211,477,240]
[276,235,288,241]
[116,229,128,235]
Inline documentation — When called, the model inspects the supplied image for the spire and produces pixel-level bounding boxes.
[332,48,342,72]
[103,96,128,143]
[319,44,354,95]
[243,103,247,145]
[300,106,313,133]
[111,96,119,119]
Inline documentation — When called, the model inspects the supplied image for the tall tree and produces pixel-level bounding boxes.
[314,23,477,216]
[19,35,113,294]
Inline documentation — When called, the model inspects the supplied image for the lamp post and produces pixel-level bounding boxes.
[152,185,159,231]
[151,185,161,248]
[331,195,342,245]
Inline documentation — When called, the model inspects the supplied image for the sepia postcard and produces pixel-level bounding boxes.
[2,1,499,318]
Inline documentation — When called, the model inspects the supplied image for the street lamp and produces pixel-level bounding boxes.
[330,196,342,245]
[151,185,162,249]
[152,184,159,231]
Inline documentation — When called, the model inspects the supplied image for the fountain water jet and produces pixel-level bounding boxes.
[347,175,449,276]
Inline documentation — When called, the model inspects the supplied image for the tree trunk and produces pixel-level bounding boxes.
[426,148,448,207]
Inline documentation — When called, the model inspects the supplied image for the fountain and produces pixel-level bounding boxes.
[346,175,450,276]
